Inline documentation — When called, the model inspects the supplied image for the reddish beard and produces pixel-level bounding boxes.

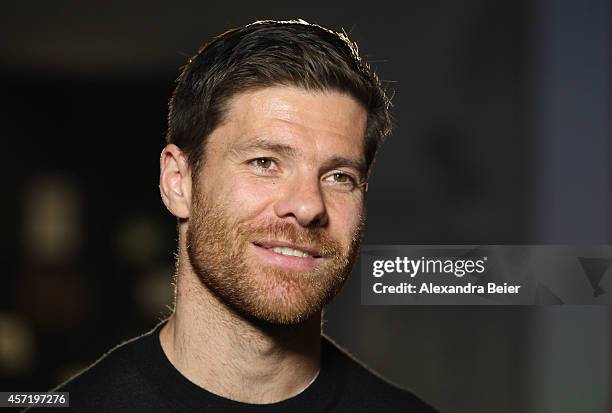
[186,185,364,325]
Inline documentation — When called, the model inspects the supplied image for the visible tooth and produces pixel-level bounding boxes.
[271,246,311,257]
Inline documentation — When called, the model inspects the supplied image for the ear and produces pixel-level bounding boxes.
[159,144,192,219]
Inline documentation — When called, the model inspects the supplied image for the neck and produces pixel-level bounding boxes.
[159,246,322,404]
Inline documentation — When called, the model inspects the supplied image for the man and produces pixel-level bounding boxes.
[42,20,438,412]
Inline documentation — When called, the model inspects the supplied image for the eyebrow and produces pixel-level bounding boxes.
[229,137,367,180]
[228,138,300,159]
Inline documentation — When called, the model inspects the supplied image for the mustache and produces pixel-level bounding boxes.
[237,219,343,258]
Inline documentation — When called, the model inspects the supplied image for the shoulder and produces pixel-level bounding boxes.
[32,327,165,412]
[55,334,142,391]
[322,335,440,413]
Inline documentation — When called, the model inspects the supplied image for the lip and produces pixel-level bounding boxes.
[254,240,321,257]
[251,241,323,272]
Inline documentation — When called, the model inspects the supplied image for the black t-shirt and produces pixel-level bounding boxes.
[33,322,438,412]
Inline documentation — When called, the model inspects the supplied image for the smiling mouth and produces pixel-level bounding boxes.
[250,241,325,272]
[269,246,313,258]
[252,241,323,259]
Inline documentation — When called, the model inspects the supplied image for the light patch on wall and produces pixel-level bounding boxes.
[22,176,82,265]
[0,314,35,376]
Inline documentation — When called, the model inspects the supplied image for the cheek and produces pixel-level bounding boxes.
[326,197,364,237]
[212,175,278,220]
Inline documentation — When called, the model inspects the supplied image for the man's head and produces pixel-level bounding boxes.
[160,20,392,325]
[166,19,391,176]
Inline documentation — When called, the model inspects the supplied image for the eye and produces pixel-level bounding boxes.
[332,173,351,183]
[252,158,273,169]
[248,157,279,175]
[323,172,358,190]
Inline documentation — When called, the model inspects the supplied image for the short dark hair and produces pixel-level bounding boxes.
[165,19,392,175]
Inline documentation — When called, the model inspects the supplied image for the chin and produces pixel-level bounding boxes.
[232,274,329,325]
[248,307,320,326]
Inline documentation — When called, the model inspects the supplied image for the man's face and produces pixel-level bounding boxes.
[186,86,368,325]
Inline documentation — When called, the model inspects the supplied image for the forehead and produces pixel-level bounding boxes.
[209,86,368,160]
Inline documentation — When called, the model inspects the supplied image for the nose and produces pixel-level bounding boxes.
[273,175,328,228]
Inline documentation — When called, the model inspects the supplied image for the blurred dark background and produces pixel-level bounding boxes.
[0,1,609,412]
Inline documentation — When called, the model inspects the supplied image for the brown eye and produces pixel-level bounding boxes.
[254,158,272,168]
[323,172,357,191]
[249,158,280,176]
[333,173,349,182]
